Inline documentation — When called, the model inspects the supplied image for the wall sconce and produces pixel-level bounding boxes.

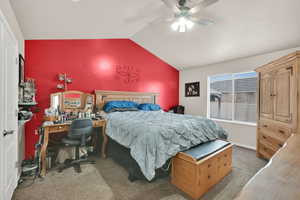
[57,73,72,91]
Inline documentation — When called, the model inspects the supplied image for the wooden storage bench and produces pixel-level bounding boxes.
[171,140,233,200]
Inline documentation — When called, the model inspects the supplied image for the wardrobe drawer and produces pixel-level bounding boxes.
[259,121,291,141]
[259,132,284,149]
[274,126,292,139]
[259,120,272,129]
[258,142,275,160]
[259,134,280,152]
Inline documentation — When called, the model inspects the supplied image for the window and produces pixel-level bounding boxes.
[208,72,257,124]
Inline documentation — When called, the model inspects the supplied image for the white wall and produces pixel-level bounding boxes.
[0,0,24,54]
[180,47,300,149]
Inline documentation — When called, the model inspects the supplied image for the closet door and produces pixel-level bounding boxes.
[273,64,294,123]
[259,72,273,120]
[0,16,5,200]
[0,14,19,200]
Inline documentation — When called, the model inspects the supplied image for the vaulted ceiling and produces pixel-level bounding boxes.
[10,0,300,69]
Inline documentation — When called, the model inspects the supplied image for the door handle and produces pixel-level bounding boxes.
[3,130,14,137]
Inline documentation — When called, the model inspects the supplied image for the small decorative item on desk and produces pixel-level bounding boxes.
[78,112,92,119]
[44,108,58,122]
[43,116,58,122]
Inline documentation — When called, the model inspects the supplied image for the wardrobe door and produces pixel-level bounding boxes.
[273,64,294,124]
[259,72,273,120]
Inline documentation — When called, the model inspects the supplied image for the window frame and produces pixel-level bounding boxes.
[207,71,257,126]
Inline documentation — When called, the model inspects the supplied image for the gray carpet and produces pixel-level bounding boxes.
[13,165,114,200]
[13,145,266,200]
[94,146,266,200]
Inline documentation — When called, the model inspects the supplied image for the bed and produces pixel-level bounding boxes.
[95,90,228,181]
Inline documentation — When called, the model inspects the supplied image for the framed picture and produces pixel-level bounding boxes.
[185,82,200,97]
[19,54,25,85]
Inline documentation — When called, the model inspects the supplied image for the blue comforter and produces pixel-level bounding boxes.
[105,111,227,181]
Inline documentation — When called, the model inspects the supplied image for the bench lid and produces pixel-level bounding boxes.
[183,140,231,161]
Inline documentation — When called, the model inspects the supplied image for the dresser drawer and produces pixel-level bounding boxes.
[48,125,68,133]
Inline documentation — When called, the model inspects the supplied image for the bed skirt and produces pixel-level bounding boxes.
[107,138,171,182]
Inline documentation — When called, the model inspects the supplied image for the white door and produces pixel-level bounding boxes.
[0,11,19,200]
[0,15,5,200]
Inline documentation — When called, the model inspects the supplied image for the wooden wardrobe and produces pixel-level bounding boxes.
[256,51,300,159]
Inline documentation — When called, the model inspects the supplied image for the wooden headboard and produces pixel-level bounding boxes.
[94,90,159,110]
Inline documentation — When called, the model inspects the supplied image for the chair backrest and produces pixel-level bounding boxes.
[68,119,93,140]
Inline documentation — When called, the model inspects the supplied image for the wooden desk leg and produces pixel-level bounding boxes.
[40,128,49,176]
[101,125,108,158]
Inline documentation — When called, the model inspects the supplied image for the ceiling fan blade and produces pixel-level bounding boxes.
[190,0,219,14]
[161,0,181,13]
[189,16,215,25]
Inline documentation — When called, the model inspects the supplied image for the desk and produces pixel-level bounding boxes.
[40,119,107,176]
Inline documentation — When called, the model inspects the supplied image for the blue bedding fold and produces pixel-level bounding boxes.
[105,111,228,181]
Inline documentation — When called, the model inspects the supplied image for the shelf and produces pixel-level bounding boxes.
[18,102,37,106]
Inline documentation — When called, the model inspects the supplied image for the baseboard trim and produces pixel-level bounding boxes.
[232,142,256,151]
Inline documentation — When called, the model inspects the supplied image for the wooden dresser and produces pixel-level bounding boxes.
[256,51,300,159]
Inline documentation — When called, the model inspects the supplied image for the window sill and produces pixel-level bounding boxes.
[210,118,257,127]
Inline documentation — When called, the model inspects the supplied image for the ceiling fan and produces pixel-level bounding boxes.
[162,0,219,32]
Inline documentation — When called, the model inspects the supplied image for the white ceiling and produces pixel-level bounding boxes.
[10,0,300,69]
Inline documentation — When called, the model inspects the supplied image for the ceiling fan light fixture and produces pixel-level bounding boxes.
[179,24,186,32]
[171,17,194,32]
[171,21,179,31]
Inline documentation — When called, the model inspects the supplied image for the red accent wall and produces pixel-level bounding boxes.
[24,39,179,158]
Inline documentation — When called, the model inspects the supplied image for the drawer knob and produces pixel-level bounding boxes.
[224,154,227,157]
[208,164,211,168]
[262,136,267,139]
[263,125,268,128]
[279,130,285,134]
[208,175,211,179]
[278,144,283,148]
[224,163,227,166]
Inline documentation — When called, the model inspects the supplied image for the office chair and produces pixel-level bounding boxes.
[58,119,95,173]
